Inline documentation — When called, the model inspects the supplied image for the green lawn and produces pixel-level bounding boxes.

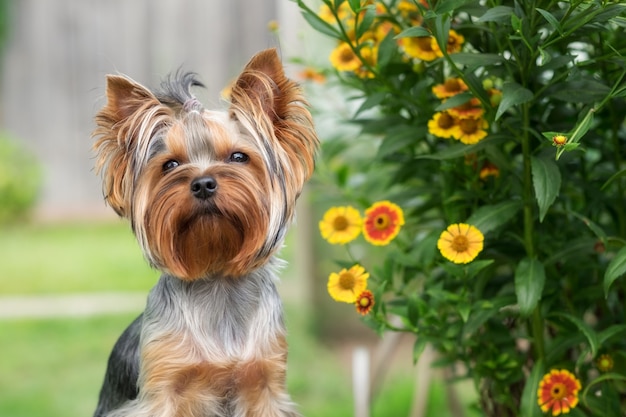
[0,221,479,417]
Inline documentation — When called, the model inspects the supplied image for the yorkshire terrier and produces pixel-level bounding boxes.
[92,48,318,417]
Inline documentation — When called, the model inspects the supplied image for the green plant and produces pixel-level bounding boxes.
[0,134,41,224]
[296,0,626,415]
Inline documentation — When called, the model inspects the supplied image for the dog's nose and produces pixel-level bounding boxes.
[190,176,217,200]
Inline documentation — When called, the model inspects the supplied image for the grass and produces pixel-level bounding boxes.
[0,220,480,417]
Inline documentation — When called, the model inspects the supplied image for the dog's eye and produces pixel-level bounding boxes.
[228,152,249,163]
[162,160,179,172]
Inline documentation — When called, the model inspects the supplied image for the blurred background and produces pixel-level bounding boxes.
[0,1,478,416]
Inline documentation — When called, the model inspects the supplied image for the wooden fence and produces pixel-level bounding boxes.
[1,0,305,218]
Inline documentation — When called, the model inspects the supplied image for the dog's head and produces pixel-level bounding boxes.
[93,49,318,280]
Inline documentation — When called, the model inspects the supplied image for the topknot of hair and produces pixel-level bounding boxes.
[156,70,205,112]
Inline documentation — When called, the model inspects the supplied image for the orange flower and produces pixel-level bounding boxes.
[432,77,469,99]
[537,369,581,416]
[447,97,484,119]
[479,161,500,180]
[552,135,567,147]
[355,290,375,315]
[298,67,326,83]
[363,201,405,246]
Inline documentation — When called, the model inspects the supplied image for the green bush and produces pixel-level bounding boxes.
[0,134,41,224]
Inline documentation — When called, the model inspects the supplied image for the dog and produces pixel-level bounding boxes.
[91,48,319,417]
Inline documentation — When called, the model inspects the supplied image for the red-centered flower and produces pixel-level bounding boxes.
[355,290,375,315]
[362,201,405,246]
[537,369,581,416]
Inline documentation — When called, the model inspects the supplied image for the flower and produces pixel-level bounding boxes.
[451,117,489,144]
[432,77,469,99]
[319,206,362,245]
[298,67,326,83]
[355,290,375,315]
[479,161,500,180]
[329,42,362,72]
[399,36,441,61]
[437,223,484,264]
[362,201,405,245]
[596,354,614,372]
[428,111,457,139]
[327,264,369,303]
[447,98,485,119]
[552,135,567,146]
[433,29,465,57]
[537,369,581,416]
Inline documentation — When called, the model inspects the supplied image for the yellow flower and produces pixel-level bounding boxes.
[537,369,581,416]
[329,42,362,72]
[399,36,441,61]
[428,111,457,139]
[433,29,464,57]
[432,77,469,99]
[437,223,484,264]
[362,201,405,246]
[451,117,489,145]
[319,206,362,245]
[327,264,369,303]
[552,135,567,147]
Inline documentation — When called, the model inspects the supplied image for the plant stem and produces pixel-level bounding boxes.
[521,102,546,362]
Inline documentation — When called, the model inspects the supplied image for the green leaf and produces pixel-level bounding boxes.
[549,312,598,358]
[597,324,626,345]
[581,373,626,409]
[601,167,626,191]
[515,258,546,317]
[477,6,514,23]
[604,245,626,297]
[412,338,428,364]
[432,14,451,55]
[394,26,431,39]
[355,5,376,40]
[347,0,360,13]
[450,53,504,69]
[550,80,610,104]
[467,200,522,235]
[434,92,472,111]
[416,134,509,161]
[536,8,562,34]
[377,30,397,69]
[531,155,561,222]
[299,5,341,38]
[496,81,534,120]
[520,359,544,417]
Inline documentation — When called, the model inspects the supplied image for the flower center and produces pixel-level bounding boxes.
[459,118,479,134]
[451,235,469,252]
[333,215,349,231]
[339,47,355,64]
[417,37,433,52]
[550,383,567,400]
[359,296,371,307]
[438,112,455,129]
[339,272,356,290]
[444,78,461,92]
[374,214,390,230]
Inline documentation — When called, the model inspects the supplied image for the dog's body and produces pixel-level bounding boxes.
[92,49,318,417]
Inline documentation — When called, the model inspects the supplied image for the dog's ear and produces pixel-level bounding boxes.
[229,48,319,191]
[93,75,160,217]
